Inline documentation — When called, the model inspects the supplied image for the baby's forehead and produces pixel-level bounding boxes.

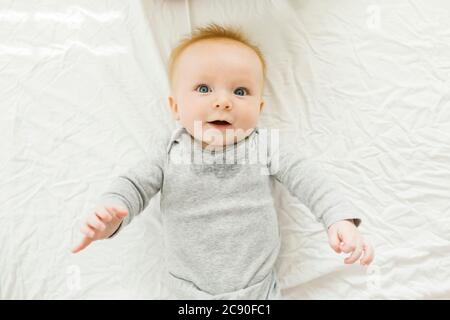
[183,39,259,63]
[170,38,265,92]
[179,40,262,73]
[189,38,249,51]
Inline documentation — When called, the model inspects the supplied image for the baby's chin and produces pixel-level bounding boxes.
[194,127,255,149]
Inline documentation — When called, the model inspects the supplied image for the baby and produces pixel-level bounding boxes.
[71,23,374,299]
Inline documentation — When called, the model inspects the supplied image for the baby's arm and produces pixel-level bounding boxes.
[71,142,165,253]
[268,131,374,265]
[97,153,165,238]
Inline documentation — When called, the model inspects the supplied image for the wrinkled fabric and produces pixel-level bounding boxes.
[2,0,449,300]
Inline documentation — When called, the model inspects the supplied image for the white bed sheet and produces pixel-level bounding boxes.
[1,0,449,299]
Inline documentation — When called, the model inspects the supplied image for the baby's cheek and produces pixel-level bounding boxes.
[241,110,260,128]
[190,107,209,123]
[180,107,205,128]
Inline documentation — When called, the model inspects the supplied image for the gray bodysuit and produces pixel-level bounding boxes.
[98,124,362,299]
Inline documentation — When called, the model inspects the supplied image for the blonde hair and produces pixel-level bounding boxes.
[168,23,266,90]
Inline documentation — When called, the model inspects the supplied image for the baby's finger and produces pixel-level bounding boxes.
[339,237,356,253]
[115,205,128,213]
[360,242,375,265]
[106,206,128,220]
[344,240,363,264]
[95,207,113,223]
[71,236,93,254]
[80,223,96,238]
[87,214,106,231]
[328,227,341,253]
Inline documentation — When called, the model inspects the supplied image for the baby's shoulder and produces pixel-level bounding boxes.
[137,126,176,162]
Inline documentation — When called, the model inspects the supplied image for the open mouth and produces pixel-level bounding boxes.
[207,120,233,129]
[208,120,231,126]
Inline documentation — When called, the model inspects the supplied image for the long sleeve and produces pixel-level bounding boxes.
[268,130,362,230]
[97,140,166,238]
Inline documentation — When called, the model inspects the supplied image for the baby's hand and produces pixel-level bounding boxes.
[327,219,374,265]
[71,205,128,254]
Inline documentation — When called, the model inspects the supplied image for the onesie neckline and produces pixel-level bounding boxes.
[189,128,257,155]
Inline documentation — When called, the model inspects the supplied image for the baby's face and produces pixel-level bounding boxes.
[168,39,265,148]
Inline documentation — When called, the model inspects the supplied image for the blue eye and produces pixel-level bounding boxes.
[234,87,248,96]
[197,84,210,93]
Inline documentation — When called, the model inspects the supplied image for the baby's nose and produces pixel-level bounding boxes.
[215,103,231,109]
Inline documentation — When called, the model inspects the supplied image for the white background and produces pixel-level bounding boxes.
[0,0,449,299]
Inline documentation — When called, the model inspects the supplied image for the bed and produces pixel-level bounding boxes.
[1,0,449,299]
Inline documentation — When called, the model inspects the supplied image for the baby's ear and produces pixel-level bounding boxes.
[168,96,180,120]
[259,100,265,112]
